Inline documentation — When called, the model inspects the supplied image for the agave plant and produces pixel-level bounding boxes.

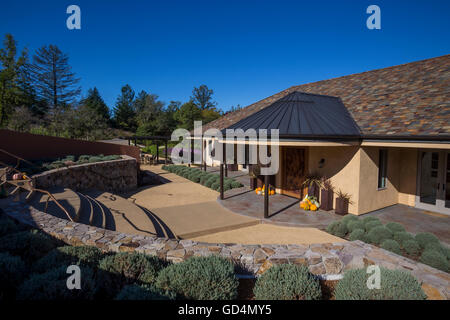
[336,189,353,204]
[321,177,334,191]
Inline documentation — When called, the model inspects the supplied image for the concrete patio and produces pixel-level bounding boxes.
[219,186,341,229]
[364,204,450,246]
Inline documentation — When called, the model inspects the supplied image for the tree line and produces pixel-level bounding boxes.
[0,34,223,140]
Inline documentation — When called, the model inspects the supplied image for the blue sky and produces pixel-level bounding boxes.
[1,0,449,112]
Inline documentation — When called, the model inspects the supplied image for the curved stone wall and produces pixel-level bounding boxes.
[32,155,138,193]
[2,201,448,299]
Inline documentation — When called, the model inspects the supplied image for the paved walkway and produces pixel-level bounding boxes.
[219,187,341,229]
[123,165,259,239]
[122,165,345,244]
[190,224,345,245]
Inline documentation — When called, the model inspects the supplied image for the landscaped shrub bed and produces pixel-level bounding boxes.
[16,154,122,175]
[326,216,450,273]
[162,164,243,192]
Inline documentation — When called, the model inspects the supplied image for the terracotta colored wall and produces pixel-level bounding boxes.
[0,129,140,163]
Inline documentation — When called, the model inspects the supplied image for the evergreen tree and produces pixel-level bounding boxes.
[31,44,81,108]
[0,34,28,126]
[174,100,202,130]
[113,84,136,130]
[82,87,110,120]
[191,84,216,110]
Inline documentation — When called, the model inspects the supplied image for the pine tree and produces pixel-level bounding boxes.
[191,84,217,110]
[0,34,27,126]
[31,44,81,108]
[82,87,110,120]
[113,84,136,130]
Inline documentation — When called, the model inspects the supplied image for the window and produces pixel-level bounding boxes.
[378,149,388,189]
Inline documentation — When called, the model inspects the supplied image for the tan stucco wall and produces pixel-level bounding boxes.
[397,149,418,207]
[356,147,401,214]
[307,146,361,214]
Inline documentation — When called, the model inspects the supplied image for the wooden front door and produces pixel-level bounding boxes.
[282,147,307,198]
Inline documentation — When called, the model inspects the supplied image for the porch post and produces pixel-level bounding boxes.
[201,136,204,171]
[224,141,228,177]
[156,141,159,163]
[203,140,207,171]
[189,138,194,167]
[165,140,168,164]
[264,174,269,218]
[220,159,224,200]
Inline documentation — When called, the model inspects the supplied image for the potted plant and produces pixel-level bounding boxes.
[320,178,334,211]
[302,172,322,200]
[249,165,260,190]
[335,189,352,215]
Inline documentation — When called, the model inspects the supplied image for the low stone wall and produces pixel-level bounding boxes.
[32,155,138,193]
[2,202,449,300]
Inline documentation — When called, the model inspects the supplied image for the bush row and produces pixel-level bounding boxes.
[326,215,450,272]
[162,164,243,191]
[17,154,122,175]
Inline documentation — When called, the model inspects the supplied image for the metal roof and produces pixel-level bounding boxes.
[224,91,361,139]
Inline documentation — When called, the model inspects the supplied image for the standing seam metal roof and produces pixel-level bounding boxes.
[225,91,361,138]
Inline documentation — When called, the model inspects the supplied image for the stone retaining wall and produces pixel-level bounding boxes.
[32,156,138,193]
[2,202,449,300]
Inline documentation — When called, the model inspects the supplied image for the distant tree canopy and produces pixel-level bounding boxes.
[81,87,110,121]
[0,33,226,140]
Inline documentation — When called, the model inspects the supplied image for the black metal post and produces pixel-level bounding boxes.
[223,142,228,177]
[220,163,224,200]
[128,139,130,146]
[264,174,269,218]
[165,140,168,164]
[203,140,206,171]
[156,141,159,163]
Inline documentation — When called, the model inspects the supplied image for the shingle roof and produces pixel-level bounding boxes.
[204,55,450,138]
[225,91,360,138]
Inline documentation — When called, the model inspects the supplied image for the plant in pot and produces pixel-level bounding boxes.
[320,178,334,211]
[249,165,260,190]
[302,172,323,200]
[335,189,352,215]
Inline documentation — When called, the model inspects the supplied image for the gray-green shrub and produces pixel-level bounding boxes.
[156,256,238,300]
[403,240,421,256]
[367,226,393,245]
[0,252,27,299]
[99,252,167,289]
[0,216,19,237]
[326,221,348,238]
[415,233,440,249]
[349,228,367,241]
[253,264,321,300]
[17,266,98,300]
[335,267,426,300]
[0,230,59,264]
[347,220,364,233]
[115,284,176,300]
[385,222,406,233]
[33,245,105,273]
[424,243,450,259]
[419,250,449,272]
[364,220,383,232]
[393,231,414,246]
[380,239,402,255]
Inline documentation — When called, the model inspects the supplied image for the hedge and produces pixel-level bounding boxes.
[367,226,393,245]
[415,233,440,249]
[115,284,176,300]
[419,250,449,272]
[0,252,27,299]
[380,239,402,255]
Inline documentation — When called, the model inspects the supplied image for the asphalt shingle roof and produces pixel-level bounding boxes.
[204,55,450,138]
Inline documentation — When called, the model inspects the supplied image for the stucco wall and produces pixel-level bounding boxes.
[307,146,361,214]
[357,147,401,214]
[397,149,418,206]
